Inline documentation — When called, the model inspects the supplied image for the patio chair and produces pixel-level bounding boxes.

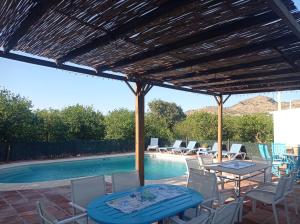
[37,200,87,224]
[112,170,140,192]
[169,198,243,224]
[223,143,246,160]
[248,157,272,184]
[185,157,202,172]
[258,144,281,177]
[70,176,106,215]
[147,138,159,151]
[159,140,182,153]
[184,169,234,220]
[246,176,290,224]
[255,169,299,215]
[197,142,217,156]
[182,141,198,155]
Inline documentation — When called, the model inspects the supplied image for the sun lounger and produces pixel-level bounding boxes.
[147,138,159,151]
[223,143,246,160]
[159,140,182,153]
[182,141,198,155]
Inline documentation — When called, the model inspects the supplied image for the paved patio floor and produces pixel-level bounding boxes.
[0,179,299,224]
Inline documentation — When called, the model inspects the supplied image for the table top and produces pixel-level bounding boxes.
[87,184,203,224]
[205,161,270,176]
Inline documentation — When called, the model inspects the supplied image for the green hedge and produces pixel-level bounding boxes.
[0,139,135,161]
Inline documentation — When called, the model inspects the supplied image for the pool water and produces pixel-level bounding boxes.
[0,156,187,183]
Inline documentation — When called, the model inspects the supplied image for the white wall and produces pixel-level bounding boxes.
[273,108,300,145]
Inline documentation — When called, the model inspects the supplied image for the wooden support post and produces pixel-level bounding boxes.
[135,82,145,186]
[217,95,223,162]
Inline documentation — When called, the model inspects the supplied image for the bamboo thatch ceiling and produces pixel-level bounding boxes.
[1,0,300,95]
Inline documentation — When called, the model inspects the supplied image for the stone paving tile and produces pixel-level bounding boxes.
[0,181,299,224]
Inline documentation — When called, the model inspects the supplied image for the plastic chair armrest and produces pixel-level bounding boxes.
[69,202,86,212]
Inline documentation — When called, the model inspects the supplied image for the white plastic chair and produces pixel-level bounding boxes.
[246,176,290,224]
[70,176,106,214]
[37,201,87,224]
[169,198,243,224]
[112,170,140,192]
[224,144,246,160]
[147,138,159,151]
[185,157,202,172]
[159,140,182,153]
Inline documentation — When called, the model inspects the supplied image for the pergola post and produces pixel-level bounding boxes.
[135,82,145,186]
[217,95,223,162]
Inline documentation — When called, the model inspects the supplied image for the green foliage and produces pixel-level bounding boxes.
[145,113,174,143]
[36,109,67,142]
[148,99,186,129]
[174,112,217,140]
[234,114,273,143]
[105,109,135,140]
[0,89,38,143]
[61,105,105,140]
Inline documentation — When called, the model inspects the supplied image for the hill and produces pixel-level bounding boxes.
[186,96,300,115]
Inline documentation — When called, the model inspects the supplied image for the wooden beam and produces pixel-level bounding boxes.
[213,81,300,94]
[222,85,300,95]
[3,0,60,52]
[194,75,300,89]
[135,82,145,186]
[0,51,215,96]
[142,34,298,76]
[216,95,223,163]
[109,11,278,68]
[169,56,286,82]
[56,0,192,63]
[268,0,300,40]
[184,68,299,87]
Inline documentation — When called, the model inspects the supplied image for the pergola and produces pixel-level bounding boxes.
[1,0,300,185]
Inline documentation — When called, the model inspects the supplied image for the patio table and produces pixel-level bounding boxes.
[205,161,271,197]
[87,184,203,224]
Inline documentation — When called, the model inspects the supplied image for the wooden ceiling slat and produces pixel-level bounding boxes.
[56,0,192,64]
[107,11,279,70]
[220,85,300,95]
[181,68,298,87]
[268,0,300,39]
[167,55,297,82]
[3,0,61,52]
[142,34,298,76]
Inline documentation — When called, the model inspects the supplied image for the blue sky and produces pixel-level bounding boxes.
[1,1,300,114]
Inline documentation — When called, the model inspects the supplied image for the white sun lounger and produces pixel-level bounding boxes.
[147,138,159,151]
[159,140,182,153]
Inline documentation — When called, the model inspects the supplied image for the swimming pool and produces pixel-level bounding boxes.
[0,155,187,183]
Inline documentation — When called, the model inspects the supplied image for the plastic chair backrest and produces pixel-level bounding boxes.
[112,171,140,193]
[36,201,57,224]
[198,156,213,166]
[150,138,158,146]
[185,158,201,171]
[272,143,286,158]
[186,141,197,149]
[211,143,218,152]
[274,176,289,201]
[71,175,106,209]
[258,144,271,160]
[211,198,242,224]
[229,144,242,154]
[173,140,182,148]
[187,169,217,201]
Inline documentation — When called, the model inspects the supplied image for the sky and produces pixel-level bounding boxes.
[1,1,300,114]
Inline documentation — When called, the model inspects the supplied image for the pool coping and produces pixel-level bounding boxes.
[0,152,186,191]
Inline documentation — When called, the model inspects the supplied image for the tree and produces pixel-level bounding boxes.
[235,114,273,143]
[104,109,134,140]
[36,109,67,142]
[148,99,186,129]
[0,89,38,143]
[174,112,217,141]
[145,113,173,144]
[61,105,105,140]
